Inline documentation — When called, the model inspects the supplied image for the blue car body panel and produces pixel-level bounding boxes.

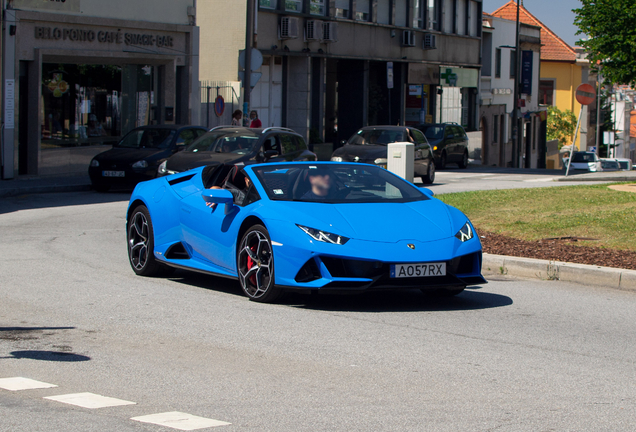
[127,162,486,291]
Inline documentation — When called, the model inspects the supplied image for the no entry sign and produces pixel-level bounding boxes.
[575,83,595,105]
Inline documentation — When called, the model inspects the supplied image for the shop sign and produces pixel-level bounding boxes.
[492,88,512,95]
[438,67,478,88]
[14,0,80,13]
[521,50,533,94]
[34,26,175,48]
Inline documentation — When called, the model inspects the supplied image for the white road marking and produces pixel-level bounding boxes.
[524,177,558,182]
[131,412,231,430]
[0,377,58,391]
[44,392,136,409]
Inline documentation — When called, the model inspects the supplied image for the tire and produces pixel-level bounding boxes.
[237,225,282,303]
[127,205,168,277]
[421,286,465,297]
[92,184,110,193]
[438,152,447,170]
[421,160,435,185]
[458,151,469,169]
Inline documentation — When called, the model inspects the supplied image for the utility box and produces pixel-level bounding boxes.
[387,142,414,183]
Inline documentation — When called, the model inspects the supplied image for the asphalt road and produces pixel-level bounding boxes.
[1,191,636,431]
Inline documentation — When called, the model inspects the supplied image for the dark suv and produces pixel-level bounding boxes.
[417,123,469,169]
[330,126,436,184]
[159,126,317,175]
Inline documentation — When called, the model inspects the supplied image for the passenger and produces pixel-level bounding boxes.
[206,170,251,210]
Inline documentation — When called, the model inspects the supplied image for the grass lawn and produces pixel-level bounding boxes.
[436,183,636,251]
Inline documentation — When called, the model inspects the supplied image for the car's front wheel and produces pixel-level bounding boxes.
[127,205,168,276]
[458,151,469,169]
[237,225,282,303]
[421,160,435,184]
[438,152,447,170]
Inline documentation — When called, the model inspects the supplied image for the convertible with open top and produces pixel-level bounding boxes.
[126,162,486,302]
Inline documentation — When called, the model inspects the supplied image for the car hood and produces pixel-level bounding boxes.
[332,144,387,163]
[94,147,168,164]
[264,199,454,243]
[167,151,243,173]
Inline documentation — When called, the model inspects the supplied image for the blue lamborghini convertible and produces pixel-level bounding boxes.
[126,162,486,302]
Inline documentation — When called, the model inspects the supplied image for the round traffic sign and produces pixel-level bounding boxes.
[576,83,595,105]
[214,95,225,117]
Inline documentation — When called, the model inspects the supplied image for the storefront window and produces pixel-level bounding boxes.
[41,64,121,148]
[121,64,156,135]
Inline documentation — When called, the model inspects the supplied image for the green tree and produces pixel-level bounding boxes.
[547,106,577,149]
[574,0,636,85]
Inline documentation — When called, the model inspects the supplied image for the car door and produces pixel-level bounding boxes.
[442,126,455,160]
[409,128,431,176]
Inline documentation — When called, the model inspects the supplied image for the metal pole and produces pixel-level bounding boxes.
[206,86,210,128]
[565,106,583,177]
[243,0,255,126]
[595,67,602,155]
[511,0,520,168]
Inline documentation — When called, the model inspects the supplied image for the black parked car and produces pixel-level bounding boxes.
[330,126,435,184]
[416,123,469,169]
[89,125,207,192]
[160,126,317,175]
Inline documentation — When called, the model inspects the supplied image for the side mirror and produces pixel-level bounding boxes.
[419,187,434,197]
[202,188,235,214]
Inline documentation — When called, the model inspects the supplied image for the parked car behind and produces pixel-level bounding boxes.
[416,123,469,169]
[562,151,602,173]
[330,126,436,184]
[89,125,207,192]
[600,158,621,172]
[160,127,316,175]
[614,158,633,170]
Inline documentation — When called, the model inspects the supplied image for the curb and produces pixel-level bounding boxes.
[483,253,636,292]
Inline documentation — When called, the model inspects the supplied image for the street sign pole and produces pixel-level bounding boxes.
[564,108,583,177]
[565,83,597,177]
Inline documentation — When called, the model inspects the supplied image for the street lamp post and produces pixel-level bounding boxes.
[243,0,255,126]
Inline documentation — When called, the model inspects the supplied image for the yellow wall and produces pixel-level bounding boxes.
[198,2,247,82]
[541,61,584,148]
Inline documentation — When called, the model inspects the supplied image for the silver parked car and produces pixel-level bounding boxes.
[563,152,602,172]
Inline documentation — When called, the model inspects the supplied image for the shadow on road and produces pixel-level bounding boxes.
[0,191,130,215]
[4,351,91,362]
[169,272,512,312]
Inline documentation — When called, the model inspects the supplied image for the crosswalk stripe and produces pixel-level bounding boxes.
[0,377,58,391]
[131,411,231,430]
[44,392,136,409]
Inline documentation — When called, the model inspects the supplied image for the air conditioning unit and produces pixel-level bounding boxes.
[402,30,416,47]
[279,17,300,39]
[423,33,437,50]
[322,22,338,42]
[305,20,323,41]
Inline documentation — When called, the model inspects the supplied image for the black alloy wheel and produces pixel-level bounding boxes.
[127,205,168,276]
[458,151,469,169]
[237,225,282,303]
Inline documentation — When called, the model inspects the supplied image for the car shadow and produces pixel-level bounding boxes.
[169,272,511,312]
[0,190,131,215]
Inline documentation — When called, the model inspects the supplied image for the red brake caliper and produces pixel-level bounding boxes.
[246,245,257,286]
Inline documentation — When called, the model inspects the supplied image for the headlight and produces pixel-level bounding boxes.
[90,159,99,167]
[374,158,387,169]
[331,156,343,162]
[158,160,168,175]
[455,222,474,242]
[132,160,148,169]
[297,224,350,245]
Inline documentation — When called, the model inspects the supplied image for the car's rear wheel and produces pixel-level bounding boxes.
[127,205,168,276]
[421,160,435,184]
[237,225,282,303]
[458,151,469,169]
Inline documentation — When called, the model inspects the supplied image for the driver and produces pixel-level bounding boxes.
[302,168,337,200]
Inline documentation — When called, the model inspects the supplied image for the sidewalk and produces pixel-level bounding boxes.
[0,174,91,197]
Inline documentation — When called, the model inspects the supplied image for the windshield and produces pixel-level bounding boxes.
[117,128,175,149]
[347,129,405,146]
[253,164,427,204]
[186,131,260,154]
[572,153,597,163]
[419,125,444,140]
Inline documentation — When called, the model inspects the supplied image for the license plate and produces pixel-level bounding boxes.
[102,171,125,177]
[390,262,446,278]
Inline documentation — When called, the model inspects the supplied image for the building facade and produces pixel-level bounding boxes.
[199,0,483,147]
[480,13,544,168]
[1,0,199,179]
